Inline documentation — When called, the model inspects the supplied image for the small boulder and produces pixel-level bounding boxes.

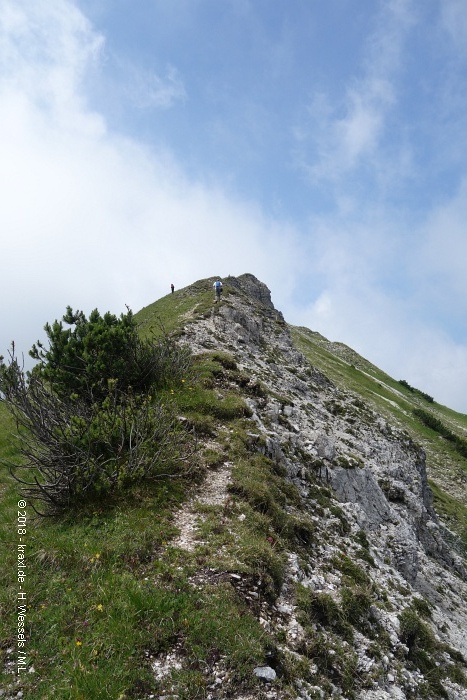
[253,666,277,682]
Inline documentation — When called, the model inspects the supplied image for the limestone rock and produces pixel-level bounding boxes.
[253,666,277,682]
[177,274,467,700]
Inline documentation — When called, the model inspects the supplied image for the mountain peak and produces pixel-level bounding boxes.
[226,273,276,310]
[133,274,467,697]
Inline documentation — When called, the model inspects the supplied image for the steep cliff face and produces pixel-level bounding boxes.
[176,274,467,700]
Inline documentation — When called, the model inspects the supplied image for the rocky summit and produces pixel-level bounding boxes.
[150,273,467,700]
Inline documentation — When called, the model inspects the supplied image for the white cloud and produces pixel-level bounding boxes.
[304,83,389,183]
[335,86,386,166]
[441,0,467,54]
[117,61,187,111]
[301,0,412,184]
[364,0,415,75]
[0,94,299,358]
[282,193,467,413]
[0,0,104,129]
[0,0,300,362]
[419,178,467,306]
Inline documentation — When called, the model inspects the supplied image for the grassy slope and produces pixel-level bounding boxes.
[1,279,466,698]
[290,325,467,549]
[0,283,297,698]
[135,277,218,339]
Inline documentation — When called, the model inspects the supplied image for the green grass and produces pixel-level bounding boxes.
[0,350,294,698]
[291,326,424,420]
[135,276,225,339]
[0,471,188,698]
[169,384,252,420]
[397,602,467,698]
[0,401,21,460]
[291,325,467,430]
[3,494,272,700]
[429,480,467,552]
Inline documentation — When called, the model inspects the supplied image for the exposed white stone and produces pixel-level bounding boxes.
[253,666,277,681]
[169,274,467,700]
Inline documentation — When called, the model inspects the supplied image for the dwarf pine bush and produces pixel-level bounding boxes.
[0,307,194,513]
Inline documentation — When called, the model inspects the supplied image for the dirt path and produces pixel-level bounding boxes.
[171,462,233,551]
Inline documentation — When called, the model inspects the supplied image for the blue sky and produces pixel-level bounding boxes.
[1,0,467,411]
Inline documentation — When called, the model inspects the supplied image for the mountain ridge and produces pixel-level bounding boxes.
[2,272,467,699]
[135,272,467,699]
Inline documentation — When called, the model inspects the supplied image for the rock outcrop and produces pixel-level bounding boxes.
[177,274,467,699]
